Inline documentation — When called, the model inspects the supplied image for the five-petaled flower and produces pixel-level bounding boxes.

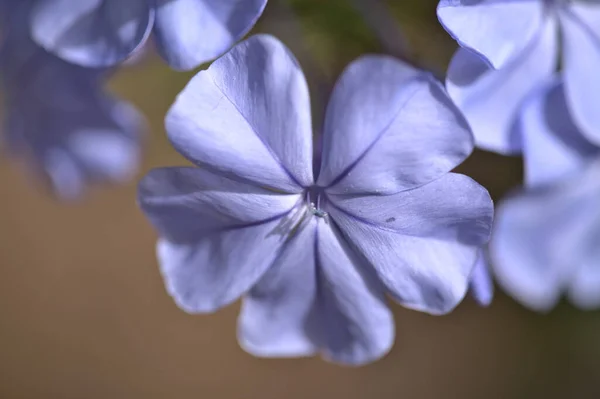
[438,0,600,154]
[138,34,494,364]
[0,0,144,200]
[29,0,268,70]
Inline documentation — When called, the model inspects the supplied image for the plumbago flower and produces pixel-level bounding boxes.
[29,0,268,70]
[138,35,494,364]
[438,0,600,153]
[491,77,600,311]
[0,0,144,199]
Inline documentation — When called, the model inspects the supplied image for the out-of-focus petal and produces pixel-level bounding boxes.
[469,253,494,307]
[490,164,600,311]
[317,55,472,195]
[30,0,154,67]
[518,78,598,187]
[165,35,313,193]
[138,167,301,313]
[238,219,394,365]
[153,0,267,70]
[568,223,600,309]
[560,4,600,146]
[328,173,493,315]
[437,0,544,69]
[446,18,558,155]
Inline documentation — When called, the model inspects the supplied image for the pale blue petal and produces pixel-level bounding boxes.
[153,0,267,70]
[165,35,313,193]
[138,167,301,313]
[30,0,154,67]
[238,219,394,365]
[238,219,319,359]
[469,253,494,307]
[446,17,558,155]
[327,173,493,315]
[437,0,544,69]
[138,167,300,242]
[317,55,472,195]
[560,3,600,146]
[518,78,598,187]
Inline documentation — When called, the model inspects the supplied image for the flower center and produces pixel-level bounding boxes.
[305,186,328,218]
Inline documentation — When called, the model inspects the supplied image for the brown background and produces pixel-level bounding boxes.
[1,1,600,398]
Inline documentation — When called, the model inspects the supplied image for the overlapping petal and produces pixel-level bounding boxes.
[166,34,313,193]
[559,3,600,146]
[446,17,557,155]
[153,0,268,70]
[238,219,394,365]
[317,55,472,195]
[138,167,301,313]
[437,0,543,69]
[327,173,493,314]
[30,0,153,67]
[518,78,598,187]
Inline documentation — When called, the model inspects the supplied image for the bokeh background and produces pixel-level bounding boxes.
[1,1,599,398]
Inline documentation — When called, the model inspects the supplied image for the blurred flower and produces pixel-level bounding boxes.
[438,0,600,152]
[29,0,268,70]
[138,34,493,364]
[1,0,145,200]
[490,78,600,311]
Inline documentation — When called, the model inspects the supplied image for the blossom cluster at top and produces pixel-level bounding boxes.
[0,0,597,366]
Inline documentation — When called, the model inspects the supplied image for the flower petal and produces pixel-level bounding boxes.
[560,3,600,146]
[568,229,600,310]
[317,55,472,195]
[328,173,493,315]
[469,252,494,307]
[139,167,300,313]
[30,0,154,67]
[437,0,544,69]
[490,165,600,312]
[518,78,598,187]
[153,0,267,70]
[446,17,558,155]
[238,219,394,365]
[166,34,313,193]
[138,167,300,243]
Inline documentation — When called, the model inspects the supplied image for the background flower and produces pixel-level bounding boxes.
[490,78,600,311]
[0,0,145,199]
[30,0,268,70]
[438,0,600,153]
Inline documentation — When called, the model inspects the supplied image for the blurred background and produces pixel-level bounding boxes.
[1,0,599,398]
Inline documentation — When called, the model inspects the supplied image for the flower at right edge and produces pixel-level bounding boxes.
[137,34,494,365]
[491,77,600,311]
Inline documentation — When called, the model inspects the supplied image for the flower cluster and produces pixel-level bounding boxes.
[0,0,597,366]
[438,0,600,311]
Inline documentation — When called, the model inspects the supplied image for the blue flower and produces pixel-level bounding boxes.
[29,0,268,70]
[490,78,600,311]
[438,0,600,153]
[137,35,494,364]
[1,0,145,200]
